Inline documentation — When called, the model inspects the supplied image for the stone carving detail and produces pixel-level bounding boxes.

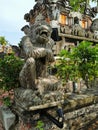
[90,19,98,32]
[90,19,98,39]
[72,24,86,37]
[14,21,64,110]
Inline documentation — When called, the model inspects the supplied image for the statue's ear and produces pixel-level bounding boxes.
[11,45,21,57]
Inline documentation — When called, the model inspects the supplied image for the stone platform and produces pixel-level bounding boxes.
[1,87,98,130]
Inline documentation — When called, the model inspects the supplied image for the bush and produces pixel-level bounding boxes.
[0,54,24,90]
[73,41,98,88]
[36,120,44,130]
[56,49,80,85]
[56,41,98,88]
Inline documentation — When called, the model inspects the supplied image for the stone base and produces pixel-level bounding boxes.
[14,89,64,111]
[14,75,64,111]
[36,75,63,94]
[0,106,15,130]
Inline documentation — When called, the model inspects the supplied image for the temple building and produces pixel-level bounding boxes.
[23,0,98,55]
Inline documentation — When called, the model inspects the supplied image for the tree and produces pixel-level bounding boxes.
[56,41,98,89]
[72,41,98,88]
[70,0,97,12]
[0,36,8,45]
[0,54,24,90]
[56,49,80,85]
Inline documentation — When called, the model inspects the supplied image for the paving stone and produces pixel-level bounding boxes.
[0,106,15,130]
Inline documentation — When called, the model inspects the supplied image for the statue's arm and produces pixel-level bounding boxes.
[20,36,47,59]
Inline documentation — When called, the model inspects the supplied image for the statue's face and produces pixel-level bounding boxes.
[35,24,52,43]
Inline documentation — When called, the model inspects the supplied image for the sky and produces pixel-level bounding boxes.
[0,0,36,45]
[0,0,97,46]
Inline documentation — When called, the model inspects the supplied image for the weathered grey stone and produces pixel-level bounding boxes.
[91,18,98,32]
[0,106,15,130]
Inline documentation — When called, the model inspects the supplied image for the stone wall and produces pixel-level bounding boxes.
[1,88,98,130]
[32,88,98,130]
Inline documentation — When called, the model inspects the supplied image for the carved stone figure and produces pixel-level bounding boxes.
[84,4,95,18]
[14,21,64,111]
[72,24,86,37]
[19,22,54,89]
[85,30,94,39]
[90,19,98,39]
[90,19,98,32]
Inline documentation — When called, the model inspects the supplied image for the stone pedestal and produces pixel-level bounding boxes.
[14,76,64,111]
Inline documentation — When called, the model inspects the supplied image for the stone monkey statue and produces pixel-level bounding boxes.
[19,22,54,89]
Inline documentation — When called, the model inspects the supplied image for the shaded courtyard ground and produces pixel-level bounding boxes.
[0,118,98,130]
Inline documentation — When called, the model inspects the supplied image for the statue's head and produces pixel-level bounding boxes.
[30,22,52,44]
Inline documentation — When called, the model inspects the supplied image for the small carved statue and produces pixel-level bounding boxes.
[90,19,98,39]
[90,19,98,32]
[71,17,86,37]
[84,4,95,18]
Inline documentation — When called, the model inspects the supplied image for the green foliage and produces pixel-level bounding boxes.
[3,97,11,107]
[56,49,80,84]
[0,54,24,90]
[70,0,97,12]
[56,41,98,87]
[36,120,44,130]
[92,0,98,2]
[0,36,8,45]
[73,41,98,87]
[70,0,85,12]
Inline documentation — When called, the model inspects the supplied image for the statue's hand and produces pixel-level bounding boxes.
[31,48,47,59]
[26,46,54,62]
[46,49,54,62]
